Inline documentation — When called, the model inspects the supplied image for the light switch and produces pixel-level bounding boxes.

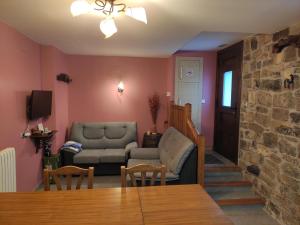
[201,99,206,104]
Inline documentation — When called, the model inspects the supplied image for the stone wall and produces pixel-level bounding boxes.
[239,25,300,225]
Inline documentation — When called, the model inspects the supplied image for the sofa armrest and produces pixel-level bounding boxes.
[130,148,160,160]
[125,142,138,160]
[125,142,138,153]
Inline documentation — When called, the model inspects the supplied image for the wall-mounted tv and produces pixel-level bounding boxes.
[27,90,52,120]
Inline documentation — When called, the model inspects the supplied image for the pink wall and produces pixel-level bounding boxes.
[66,55,168,144]
[41,46,69,152]
[167,51,217,149]
[0,20,216,191]
[0,22,43,191]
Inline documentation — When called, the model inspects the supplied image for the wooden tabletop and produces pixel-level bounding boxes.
[0,185,233,225]
[138,185,233,225]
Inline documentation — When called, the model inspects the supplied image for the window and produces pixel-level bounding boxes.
[222,71,233,107]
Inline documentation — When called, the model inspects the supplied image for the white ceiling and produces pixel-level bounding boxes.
[0,0,300,57]
[180,32,250,51]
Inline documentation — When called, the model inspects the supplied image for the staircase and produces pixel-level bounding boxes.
[204,165,279,225]
[205,165,265,206]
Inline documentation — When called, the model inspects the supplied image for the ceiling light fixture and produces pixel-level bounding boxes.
[70,0,147,38]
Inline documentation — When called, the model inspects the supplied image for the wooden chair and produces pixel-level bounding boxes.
[121,164,166,187]
[43,166,94,191]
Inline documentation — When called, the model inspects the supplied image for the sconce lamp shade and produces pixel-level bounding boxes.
[118,81,124,93]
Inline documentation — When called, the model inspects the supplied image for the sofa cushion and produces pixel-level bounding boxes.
[70,122,137,149]
[127,159,179,181]
[130,148,159,159]
[159,127,194,175]
[101,149,126,163]
[73,150,104,164]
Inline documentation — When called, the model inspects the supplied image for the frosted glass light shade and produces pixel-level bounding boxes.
[100,18,118,38]
[125,7,147,24]
[70,0,91,17]
[118,81,124,92]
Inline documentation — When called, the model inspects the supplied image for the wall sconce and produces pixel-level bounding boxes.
[118,81,124,93]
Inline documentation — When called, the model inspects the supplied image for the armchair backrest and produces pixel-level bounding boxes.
[159,127,194,175]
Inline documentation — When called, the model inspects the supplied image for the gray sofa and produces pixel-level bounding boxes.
[61,122,137,175]
[128,127,198,184]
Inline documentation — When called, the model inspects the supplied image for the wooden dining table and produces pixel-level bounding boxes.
[0,184,234,225]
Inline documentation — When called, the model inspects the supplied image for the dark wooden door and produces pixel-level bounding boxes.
[214,42,243,164]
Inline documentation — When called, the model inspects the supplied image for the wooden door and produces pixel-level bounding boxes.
[175,57,203,131]
[214,42,243,164]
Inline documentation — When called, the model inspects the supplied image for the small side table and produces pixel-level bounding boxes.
[142,132,162,148]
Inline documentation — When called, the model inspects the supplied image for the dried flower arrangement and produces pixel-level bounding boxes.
[148,93,160,132]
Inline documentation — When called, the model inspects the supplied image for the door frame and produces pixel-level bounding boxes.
[174,57,204,132]
[213,42,243,164]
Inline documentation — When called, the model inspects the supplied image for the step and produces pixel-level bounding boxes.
[221,204,279,225]
[206,186,257,200]
[205,165,241,172]
[217,198,265,206]
[205,181,252,187]
[205,171,243,182]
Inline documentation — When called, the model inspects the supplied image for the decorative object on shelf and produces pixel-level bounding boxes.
[30,130,57,156]
[284,74,295,89]
[117,81,124,93]
[272,34,300,53]
[142,132,162,148]
[148,93,160,132]
[70,0,147,38]
[57,73,72,84]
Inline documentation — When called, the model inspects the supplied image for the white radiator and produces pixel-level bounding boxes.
[0,147,16,192]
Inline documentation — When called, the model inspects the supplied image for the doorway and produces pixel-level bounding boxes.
[175,57,203,131]
[214,42,243,164]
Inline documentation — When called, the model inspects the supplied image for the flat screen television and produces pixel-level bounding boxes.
[27,90,52,120]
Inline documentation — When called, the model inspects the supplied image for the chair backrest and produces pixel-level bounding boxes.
[43,166,94,191]
[121,164,166,187]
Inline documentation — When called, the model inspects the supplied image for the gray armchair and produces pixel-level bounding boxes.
[128,127,198,184]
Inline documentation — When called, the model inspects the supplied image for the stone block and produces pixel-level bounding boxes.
[248,123,264,135]
[273,28,289,42]
[290,112,300,124]
[263,132,278,148]
[281,162,300,180]
[276,125,300,137]
[256,91,272,106]
[283,46,297,62]
[255,113,270,127]
[278,138,297,157]
[250,61,256,71]
[256,106,268,114]
[251,37,258,50]
[272,108,289,121]
[296,98,300,111]
[260,79,282,91]
[273,92,295,108]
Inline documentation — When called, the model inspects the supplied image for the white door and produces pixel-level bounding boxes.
[175,57,203,132]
